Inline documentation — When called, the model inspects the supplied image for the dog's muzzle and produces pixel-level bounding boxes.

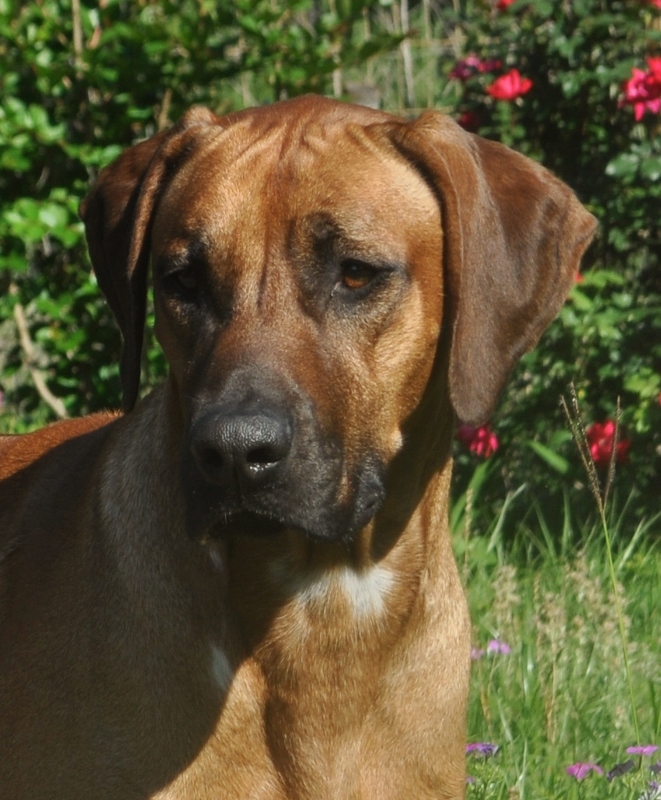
[182,388,385,543]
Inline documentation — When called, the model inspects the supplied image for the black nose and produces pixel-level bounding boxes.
[190,410,292,490]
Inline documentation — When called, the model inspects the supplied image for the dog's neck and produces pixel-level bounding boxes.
[95,382,467,795]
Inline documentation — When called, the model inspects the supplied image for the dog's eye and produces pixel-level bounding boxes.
[162,268,199,299]
[340,260,378,291]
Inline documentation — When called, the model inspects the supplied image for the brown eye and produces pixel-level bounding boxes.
[340,261,377,290]
[163,267,199,299]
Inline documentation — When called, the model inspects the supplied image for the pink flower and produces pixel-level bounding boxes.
[647,0,661,8]
[486,69,533,101]
[487,639,511,655]
[450,56,502,81]
[457,424,499,458]
[585,420,630,468]
[471,639,511,659]
[626,745,659,756]
[566,762,604,780]
[450,55,484,80]
[621,64,661,121]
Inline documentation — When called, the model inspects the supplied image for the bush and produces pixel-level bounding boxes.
[445,0,661,530]
[0,0,396,427]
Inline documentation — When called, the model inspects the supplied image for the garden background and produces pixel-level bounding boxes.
[0,0,660,796]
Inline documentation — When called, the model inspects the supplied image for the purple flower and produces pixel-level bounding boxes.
[651,762,661,775]
[628,746,660,757]
[465,775,476,784]
[472,639,511,659]
[566,762,604,780]
[607,760,635,781]
[466,742,499,758]
[487,639,511,655]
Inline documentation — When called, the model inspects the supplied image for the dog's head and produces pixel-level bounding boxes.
[80,96,596,542]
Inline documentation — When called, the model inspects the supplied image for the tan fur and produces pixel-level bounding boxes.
[0,95,596,799]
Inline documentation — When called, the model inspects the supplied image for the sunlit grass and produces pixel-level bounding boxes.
[456,481,661,799]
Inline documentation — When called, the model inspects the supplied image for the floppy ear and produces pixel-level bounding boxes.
[79,107,219,412]
[382,112,597,426]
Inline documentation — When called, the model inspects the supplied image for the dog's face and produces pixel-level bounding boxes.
[150,114,444,540]
[80,96,596,543]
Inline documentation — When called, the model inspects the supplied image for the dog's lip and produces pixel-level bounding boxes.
[203,506,371,543]
[205,508,288,539]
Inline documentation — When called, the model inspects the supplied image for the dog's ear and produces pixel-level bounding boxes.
[79,107,218,412]
[380,112,597,426]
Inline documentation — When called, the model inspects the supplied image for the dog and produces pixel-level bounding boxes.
[0,95,596,799]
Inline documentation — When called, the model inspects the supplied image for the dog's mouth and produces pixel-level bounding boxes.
[181,396,387,543]
[205,509,289,540]
[183,462,386,544]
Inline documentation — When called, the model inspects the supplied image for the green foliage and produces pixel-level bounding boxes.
[447,0,661,528]
[0,0,398,427]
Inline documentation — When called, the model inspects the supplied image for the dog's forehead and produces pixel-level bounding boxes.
[154,105,441,256]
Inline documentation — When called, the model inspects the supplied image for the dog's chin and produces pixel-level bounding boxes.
[196,508,370,544]
[188,492,384,545]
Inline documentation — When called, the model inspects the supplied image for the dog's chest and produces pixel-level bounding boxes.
[178,557,441,798]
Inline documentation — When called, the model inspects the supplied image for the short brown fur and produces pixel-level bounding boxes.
[0,95,596,799]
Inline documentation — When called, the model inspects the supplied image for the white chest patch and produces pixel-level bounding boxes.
[336,564,394,617]
[210,645,234,693]
[272,560,395,619]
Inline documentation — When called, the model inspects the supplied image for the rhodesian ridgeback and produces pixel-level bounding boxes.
[0,95,596,799]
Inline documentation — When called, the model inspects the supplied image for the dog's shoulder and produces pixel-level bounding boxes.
[0,413,118,481]
[0,413,120,541]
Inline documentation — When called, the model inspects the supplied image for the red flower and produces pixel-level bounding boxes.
[486,69,533,101]
[479,58,503,73]
[585,420,630,468]
[647,0,661,8]
[497,0,515,8]
[621,63,661,121]
[458,110,481,132]
[457,425,499,458]
[647,56,661,84]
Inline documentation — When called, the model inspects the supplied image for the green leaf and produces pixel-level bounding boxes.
[527,441,571,475]
[640,158,661,182]
[605,153,640,178]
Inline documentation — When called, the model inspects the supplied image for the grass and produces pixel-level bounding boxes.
[455,484,661,799]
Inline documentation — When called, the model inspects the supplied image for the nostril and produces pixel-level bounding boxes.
[199,447,224,472]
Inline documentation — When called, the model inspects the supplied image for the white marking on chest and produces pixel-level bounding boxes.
[210,645,234,692]
[337,564,394,617]
[273,561,395,619]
